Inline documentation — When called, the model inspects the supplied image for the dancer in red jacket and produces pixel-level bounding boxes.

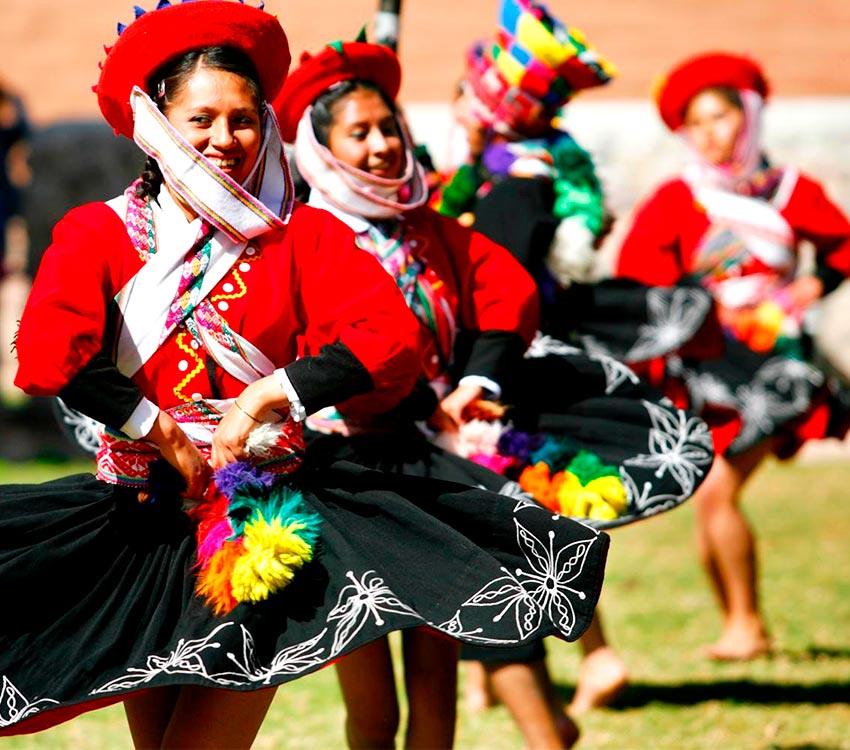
[616,51,850,660]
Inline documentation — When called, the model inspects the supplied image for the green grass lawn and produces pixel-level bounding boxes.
[1,456,848,749]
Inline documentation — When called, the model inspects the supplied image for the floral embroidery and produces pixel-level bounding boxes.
[0,676,59,728]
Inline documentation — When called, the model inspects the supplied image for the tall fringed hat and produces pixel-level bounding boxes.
[654,52,769,131]
[464,0,615,136]
[96,0,291,138]
[275,41,402,143]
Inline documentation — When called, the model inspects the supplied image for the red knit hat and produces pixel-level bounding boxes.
[655,52,769,131]
[275,41,401,143]
[96,0,290,138]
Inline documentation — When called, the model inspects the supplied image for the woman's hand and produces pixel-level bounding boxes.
[210,375,290,469]
[783,275,824,312]
[429,382,484,433]
[146,410,211,500]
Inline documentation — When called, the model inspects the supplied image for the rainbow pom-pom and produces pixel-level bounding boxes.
[193,462,321,614]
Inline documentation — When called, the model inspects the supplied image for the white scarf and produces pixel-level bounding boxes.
[293,106,427,219]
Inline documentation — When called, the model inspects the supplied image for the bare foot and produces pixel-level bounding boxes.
[567,647,629,716]
[703,631,772,661]
[556,714,580,749]
[463,661,499,713]
[702,618,772,661]
[520,715,580,750]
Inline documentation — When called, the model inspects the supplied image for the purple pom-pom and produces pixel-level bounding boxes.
[498,429,530,460]
[482,142,518,177]
[213,461,275,499]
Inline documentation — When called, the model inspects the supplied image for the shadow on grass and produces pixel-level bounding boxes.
[556,679,850,709]
[782,645,850,661]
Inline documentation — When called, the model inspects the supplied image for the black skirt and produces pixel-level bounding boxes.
[305,344,716,665]
[0,457,607,737]
[554,280,849,456]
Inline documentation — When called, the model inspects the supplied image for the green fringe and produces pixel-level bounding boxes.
[229,485,322,546]
[566,450,619,484]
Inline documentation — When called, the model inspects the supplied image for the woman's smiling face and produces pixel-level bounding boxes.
[164,65,263,185]
[326,88,404,179]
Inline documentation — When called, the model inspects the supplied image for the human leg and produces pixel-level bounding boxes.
[568,611,629,715]
[693,442,773,660]
[462,659,498,712]
[158,684,276,749]
[485,659,578,750]
[124,686,181,750]
[401,628,459,749]
[335,636,401,749]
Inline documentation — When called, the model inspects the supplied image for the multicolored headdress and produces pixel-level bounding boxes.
[96,0,291,138]
[464,0,615,137]
[654,51,769,131]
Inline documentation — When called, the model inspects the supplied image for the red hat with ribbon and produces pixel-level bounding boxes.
[96,0,291,139]
[275,41,402,143]
[655,51,769,131]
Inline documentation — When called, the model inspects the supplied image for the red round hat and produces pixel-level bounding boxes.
[275,41,401,143]
[96,0,291,138]
[655,52,769,130]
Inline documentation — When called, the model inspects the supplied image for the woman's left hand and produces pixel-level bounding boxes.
[211,401,259,469]
[210,376,290,469]
[430,382,484,433]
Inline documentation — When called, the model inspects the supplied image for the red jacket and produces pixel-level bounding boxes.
[15,201,422,418]
[617,173,850,286]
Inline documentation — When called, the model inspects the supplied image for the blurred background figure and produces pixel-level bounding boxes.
[0,85,140,459]
[0,78,30,409]
[614,51,850,661]
[431,0,629,738]
[0,79,29,276]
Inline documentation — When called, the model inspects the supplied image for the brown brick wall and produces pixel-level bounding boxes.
[3,0,850,125]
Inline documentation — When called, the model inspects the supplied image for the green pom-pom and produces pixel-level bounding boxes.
[437,165,482,218]
[566,450,619,484]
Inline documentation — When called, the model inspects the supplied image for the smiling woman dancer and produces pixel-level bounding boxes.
[279,33,713,749]
[0,2,610,748]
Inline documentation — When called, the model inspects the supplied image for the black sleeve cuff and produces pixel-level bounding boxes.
[284,342,374,415]
[816,263,846,296]
[382,376,439,421]
[58,349,144,429]
[463,330,528,396]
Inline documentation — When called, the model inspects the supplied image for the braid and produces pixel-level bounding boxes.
[134,156,164,199]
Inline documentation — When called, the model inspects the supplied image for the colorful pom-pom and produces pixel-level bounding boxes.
[193,464,322,615]
[197,539,244,615]
[231,514,316,604]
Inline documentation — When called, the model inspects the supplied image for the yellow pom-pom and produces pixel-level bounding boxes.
[585,476,628,514]
[230,514,314,604]
[749,301,784,352]
[587,499,619,521]
[554,471,582,516]
[572,489,601,517]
